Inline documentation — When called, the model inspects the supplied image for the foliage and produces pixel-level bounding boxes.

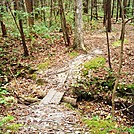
[72,73,116,101]
[0,115,22,134]
[84,56,106,70]
[84,117,115,134]
[84,117,134,134]
[0,87,9,105]
[68,51,79,58]
[38,61,50,70]
[82,56,106,76]
[112,39,128,47]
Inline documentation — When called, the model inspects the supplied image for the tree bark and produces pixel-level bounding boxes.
[107,0,112,32]
[25,0,34,26]
[112,0,125,119]
[83,0,89,14]
[8,0,29,56]
[73,0,86,51]
[0,1,7,37]
[58,0,70,47]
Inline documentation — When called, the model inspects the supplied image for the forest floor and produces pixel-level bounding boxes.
[0,23,134,133]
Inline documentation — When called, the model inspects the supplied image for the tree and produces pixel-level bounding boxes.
[112,0,125,119]
[0,1,7,37]
[7,0,29,56]
[73,0,86,51]
[58,0,70,47]
[91,0,98,20]
[83,0,89,14]
[25,0,34,27]
[107,0,112,32]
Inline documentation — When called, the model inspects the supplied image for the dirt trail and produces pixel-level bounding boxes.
[16,50,103,134]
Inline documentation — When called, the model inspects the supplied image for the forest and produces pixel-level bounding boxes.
[0,0,134,133]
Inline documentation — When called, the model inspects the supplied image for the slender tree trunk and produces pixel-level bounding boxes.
[58,0,70,46]
[0,1,7,37]
[103,0,107,25]
[49,0,53,27]
[123,0,127,18]
[116,0,119,21]
[105,26,112,69]
[40,0,46,22]
[83,0,89,14]
[107,0,112,32]
[94,0,98,20]
[25,0,34,27]
[7,0,29,56]
[112,0,125,119]
[73,0,86,51]
[132,0,134,22]
[111,0,115,17]
[119,0,122,17]
[91,0,93,20]
[19,19,29,56]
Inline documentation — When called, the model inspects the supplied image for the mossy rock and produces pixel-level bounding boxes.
[84,56,106,70]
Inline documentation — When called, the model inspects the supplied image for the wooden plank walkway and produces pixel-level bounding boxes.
[40,89,64,105]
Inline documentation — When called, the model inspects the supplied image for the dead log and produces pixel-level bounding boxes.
[62,96,77,106]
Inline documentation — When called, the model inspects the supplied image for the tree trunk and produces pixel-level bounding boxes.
[112,0,125,119]
[40,0,46,22]
[49,0,53,27]
[111,0,115,18]
[116,0,119,21]
[83,0,89,14]
[19,19,29,56]
[123,0,127,17]
[103,0,107,25]
[25,0,34,27]
[0,1,7,37]
[73,0,86,51]
[132,0,134,22]
[58,0,70,47]
[107,0,112,32]
[91,0,98,20]
[10,0,29,56]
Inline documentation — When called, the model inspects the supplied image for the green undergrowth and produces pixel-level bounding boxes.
[37,58,50,70]
[72,74,133,101]
[84,56,106,69]
[68,51,79,58]
[83,56,106,76]
[112,39,128,47]
[0,88,22,133]
[0,115,22,134]
[84,117,134,134]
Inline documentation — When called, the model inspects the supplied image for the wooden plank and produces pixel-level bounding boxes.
[39,89,56,105]
[50,91,65,104]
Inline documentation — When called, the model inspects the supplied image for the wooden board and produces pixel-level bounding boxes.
[50,91,65,104]
[39,89,64,105]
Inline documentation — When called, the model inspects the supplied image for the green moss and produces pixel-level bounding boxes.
[68,51,79,58]
[31,74,37,80]
[38,61,49,70]
[84,118,134,134]
[64,103,75,110]
[84,56,106,70]
[84,118,116,134]
[36,79,44,85]
[112,39,128,47]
